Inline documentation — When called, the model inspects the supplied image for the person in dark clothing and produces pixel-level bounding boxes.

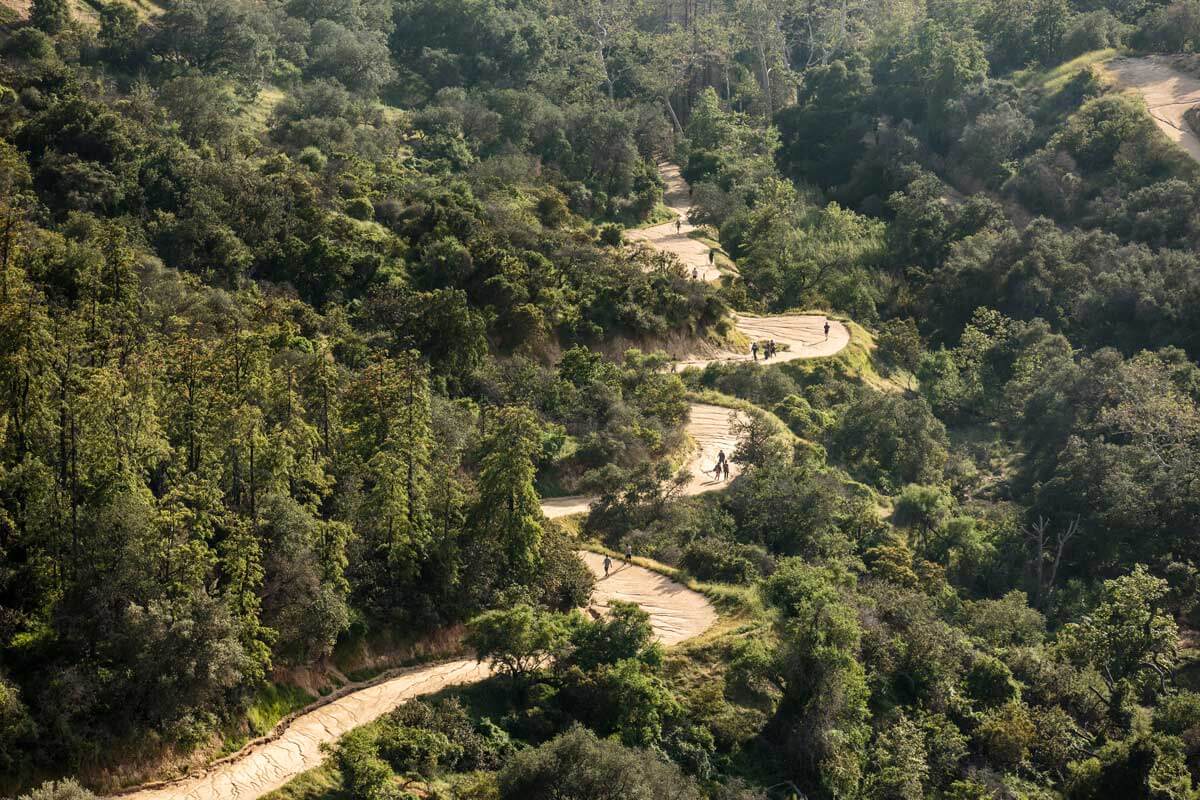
[824,319,831,340]
[625,545,633,563]
[723,460,730,481]
[708,249,715,264]
[603,556,612,576]
[675,218,682,233]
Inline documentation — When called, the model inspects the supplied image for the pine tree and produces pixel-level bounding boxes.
[474,406,544,577]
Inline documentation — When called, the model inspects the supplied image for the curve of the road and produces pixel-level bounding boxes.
[114,552,713,800]
[1103,55,1200,163]
[107,163,848,800]
[626,162,727,283]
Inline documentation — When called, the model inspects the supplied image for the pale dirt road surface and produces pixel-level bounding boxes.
[577,552,717,646]
[626,162,726,282]
[679,313,850,369]
[1103,55,1200,163]
[111,556,714,800]
[118,660,492,800]
[542,402,747,520]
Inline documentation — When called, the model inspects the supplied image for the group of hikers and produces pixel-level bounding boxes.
[669,213,721,282]
[601,545,635,577]
[750,319,832,361]
[711,449,731,482]
[751,339,777,361]
[688,249,717,281]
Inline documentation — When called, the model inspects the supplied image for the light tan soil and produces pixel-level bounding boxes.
[111,556,714,800]
[625,162,731,282]
[1103,55,1200,163]
[542,402,746,520]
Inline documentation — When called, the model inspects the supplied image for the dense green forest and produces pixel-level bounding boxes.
[5,0,1200,795]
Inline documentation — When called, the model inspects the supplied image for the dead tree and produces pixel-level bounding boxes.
[1023,515,1081,609]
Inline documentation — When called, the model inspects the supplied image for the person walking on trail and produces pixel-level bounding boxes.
[603,555,612,577]
[708,248,715,265]
[692,267,698,281]
[675,218,682,234]
[625,545,633,563]
[824,319,831,340]
[751,341,759,361]
[723,460,730,481]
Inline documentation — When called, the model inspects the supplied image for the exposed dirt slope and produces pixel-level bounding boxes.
[1103,55,1200,163]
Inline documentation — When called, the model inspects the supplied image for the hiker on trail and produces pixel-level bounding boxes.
[676,218,682,233]
[723,460,730,481]
[713,462,723,480]
[603,555,612,576]
[768,340,776,358]
[708,248,715,265]
[625,545,633,563]
[824,319,831,340]
[692,267,698,281]
[751,341,759,361]
[717,449,726,467]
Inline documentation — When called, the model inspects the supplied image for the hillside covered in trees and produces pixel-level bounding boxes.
[5,0,1200,796]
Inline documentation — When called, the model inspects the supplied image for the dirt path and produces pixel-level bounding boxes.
[626,163,727,282]
[108,162,839,800]
[112,555,714,800]
[681,312,850,368]
[625,164,850,366]
[543,402,747,520]
[577,552,717,646]
[1103,55,1200,163]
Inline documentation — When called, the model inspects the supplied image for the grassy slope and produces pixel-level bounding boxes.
[1013,48,1120,92]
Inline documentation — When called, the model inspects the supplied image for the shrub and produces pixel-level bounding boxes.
[345,196,375,220]
[681,538,770,583]
[18,781,97,800]
[497,727,703,800]
[598,223,623,247]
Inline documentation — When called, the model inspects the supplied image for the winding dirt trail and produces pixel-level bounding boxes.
[624,162,851,366]
[108,162,847,800]
[626,163,727,282]
[577,552,716,645]
[680,312,850,368]
[1103,55,1200,163]
[112,553,713,800]
[542,402,747,520]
